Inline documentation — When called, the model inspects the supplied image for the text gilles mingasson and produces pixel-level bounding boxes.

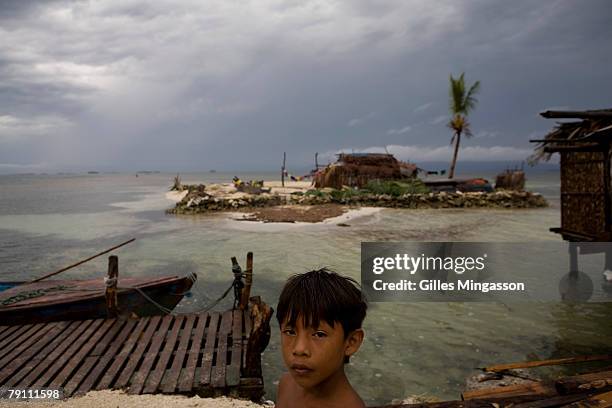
[370,253,525,293]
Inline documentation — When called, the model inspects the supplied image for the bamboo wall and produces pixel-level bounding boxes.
[560,151,608,238]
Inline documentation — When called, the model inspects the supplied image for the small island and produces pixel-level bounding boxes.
[166,154,547,223]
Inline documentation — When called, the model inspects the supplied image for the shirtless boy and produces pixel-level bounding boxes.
[275,268,367,408]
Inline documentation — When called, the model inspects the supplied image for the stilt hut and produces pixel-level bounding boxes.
[531,109,612,241]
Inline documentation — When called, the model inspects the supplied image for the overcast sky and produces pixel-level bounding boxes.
[1,0,610,173]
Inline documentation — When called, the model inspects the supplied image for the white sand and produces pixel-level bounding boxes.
[0,390,270,408]
[319,206,382,224]
[165,190,189,202]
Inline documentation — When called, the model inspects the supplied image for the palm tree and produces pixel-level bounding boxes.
[447,73,480,179]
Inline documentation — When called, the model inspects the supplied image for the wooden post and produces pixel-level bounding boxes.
[569,242,579,276]
[603,142,611,233]
[244,296,273,378]
[315,152,319,169]
[281,152,286,187]
[105,255,119,317]
[240,252,253,310]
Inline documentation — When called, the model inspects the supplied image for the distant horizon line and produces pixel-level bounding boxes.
[0,161,560,176]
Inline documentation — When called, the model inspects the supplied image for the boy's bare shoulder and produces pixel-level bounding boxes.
[276,372,296,408]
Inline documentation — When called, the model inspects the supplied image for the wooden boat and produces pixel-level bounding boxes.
[0,274,196,326]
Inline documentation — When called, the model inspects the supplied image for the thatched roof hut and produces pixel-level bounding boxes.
[313,153,412,189]
[531,108,612,241]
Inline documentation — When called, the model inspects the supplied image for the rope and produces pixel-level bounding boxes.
[167,273,198,296]
[118,278,236,316]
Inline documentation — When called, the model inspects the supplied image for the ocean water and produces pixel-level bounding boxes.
[0,170,611,405]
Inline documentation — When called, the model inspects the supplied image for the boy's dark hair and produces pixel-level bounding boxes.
[276,268,367,338]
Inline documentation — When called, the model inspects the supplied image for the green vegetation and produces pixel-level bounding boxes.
[305,189,327,197]
[448,73,480,179]
[306,179,430,201]
[362,179,430,196]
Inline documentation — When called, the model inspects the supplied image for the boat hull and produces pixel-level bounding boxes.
[0,274,196,326]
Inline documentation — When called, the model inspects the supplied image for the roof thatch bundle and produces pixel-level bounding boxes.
[313,153,407,189]
[529,109,612,163]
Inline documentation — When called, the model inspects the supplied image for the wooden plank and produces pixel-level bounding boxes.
[144,315,184,393]
[66,357,98,396]
[104,316,159,390]
[244,308,252,337]
[161,314,196,393]
[0,324,37,360]
[19,320,93,387]
[211,310,233,388]
[199,312,220,387]
[484,355,612,373]
[512,394,593,408]
[48,319,115,390]
[0,323,55,374]
[32,319,104,388]
[462,382,558,401]
[557,370,612,395]
[242,309,251,372]
[0,322,69,383]
[0,324,23,344]
[4,320,80,387]
[90,319,126,357]
[563,391,612,408]
[177,312,207,392]
[226,310,243,387]
[78,319,137,395]
[128,314,173,394]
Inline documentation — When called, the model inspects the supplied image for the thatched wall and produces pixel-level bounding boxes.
[495,170,525,191]
[532,109,612,240]
[314,153,405,189]
[560,151,608,238]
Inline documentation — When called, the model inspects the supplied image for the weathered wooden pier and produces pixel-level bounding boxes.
[0,301,271,400]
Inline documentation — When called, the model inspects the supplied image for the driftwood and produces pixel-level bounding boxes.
[462,382,558,403]
[243,296,273,378]
[370,358,612,408]
[510,394,595,408]
[483,355,612,373]
[563,390,612,407]
[556,370,612,395]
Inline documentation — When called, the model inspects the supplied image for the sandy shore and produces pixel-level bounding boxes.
[0,390,270,408]
[165,190,189,202]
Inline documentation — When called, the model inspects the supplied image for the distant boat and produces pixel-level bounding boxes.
[210,169,217,173]
[87,171,99,174]
[0,274,196,326]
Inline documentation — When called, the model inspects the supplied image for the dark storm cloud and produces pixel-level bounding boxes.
[0,0,610,172]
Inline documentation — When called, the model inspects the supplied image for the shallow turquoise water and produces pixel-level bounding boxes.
[0,172,610,405]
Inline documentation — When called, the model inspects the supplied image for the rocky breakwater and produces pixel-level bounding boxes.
[289,189,548,209]
[167,183,547,215]
[166,184,283,214]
